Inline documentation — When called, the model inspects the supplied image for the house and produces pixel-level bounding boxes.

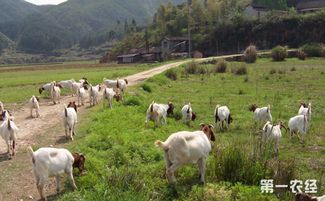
[117,53,141,64]
[244,4,270,18]
[161,36,189,57]
[296,0,325,13]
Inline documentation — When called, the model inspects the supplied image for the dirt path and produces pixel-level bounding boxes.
[0,55,246,201]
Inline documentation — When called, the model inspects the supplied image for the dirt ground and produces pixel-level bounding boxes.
[0,60,189,201]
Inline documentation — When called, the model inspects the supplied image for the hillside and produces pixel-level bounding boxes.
[0,0,185,53]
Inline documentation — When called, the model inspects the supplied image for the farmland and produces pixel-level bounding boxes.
[46,58,325,200]
[0,58,324,200]
[0,62,164,103]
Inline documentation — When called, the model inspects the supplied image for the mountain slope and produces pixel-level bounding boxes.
[0,0,185,53]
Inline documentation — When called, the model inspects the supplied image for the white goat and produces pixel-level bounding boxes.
[89,84,102,106]
[145,101,174,127]
[298,102,311,122]
[288,114,308,143]
[51,84,61,104]
[214,105,232,130]
[29,95,40,118]
[72,79,89,96]
[39,81,56,95]
[58,79,75,95]
[249,104,272,123]
[0,113,19,158]
[103,87,122,108]
[262,121,286,154]
[181,103,196,124]
[28,146,77,200]
[155,123,215,183]
[63,102,77,141]
[103,78,128,92]
[77,87,86,106]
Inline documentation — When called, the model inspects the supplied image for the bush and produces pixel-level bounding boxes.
[197,66,207,74]
[297,50,306,60]
[272,46,287,61]
[165,69,177,80]
[243,45,257,63]
[123,96,142,106]
[141,84,152,93]
[173,110,182,121]
[301,43,323,57]
[214,59,227,73]
[185,61,199,74]
[232,64,247,75]
[269,69,276,74]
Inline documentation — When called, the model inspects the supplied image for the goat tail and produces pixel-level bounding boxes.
[155,140,167,150]
[63,104,68,117]
[308,103,311,113]
[27,146,35,164]
[7,118,11,130]
[150,101,154,112]
[103,77,107,81]
[267,104,271,113]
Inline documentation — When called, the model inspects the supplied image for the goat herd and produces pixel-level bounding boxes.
[0,75,316,200]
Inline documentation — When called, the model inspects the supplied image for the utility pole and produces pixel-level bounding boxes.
[187,0,191,58]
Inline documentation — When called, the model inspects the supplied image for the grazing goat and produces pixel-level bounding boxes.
[29,95,40,118]
[155,123,215,184]
[28,146,77,200]
[288,114,308,143]
[298,102,311,122]
[262,121,287,154]
[214,105,232,130]
[181,103,196,124]
[89,84,102,106]
[58,79,75,95]
[103,78,128,92]
[63,102,77,141]
[249,104,272,123]
[77,86,87,106]
[295,192,325,201]
[103,87,122,108]
[39,81,56,94]
[0,113,18,159]
[72,79,89,96]
[51,84,62,104]
[145,101,174,127]
[72,152,86,175]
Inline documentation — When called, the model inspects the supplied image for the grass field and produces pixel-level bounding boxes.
[49,58,325,201]
[0,62,164,103]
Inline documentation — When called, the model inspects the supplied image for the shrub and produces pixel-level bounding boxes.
[165,69,177,80]
[301,43,322,57]
[173,110,182,121]
[232,64,247,75]
[244,76,249,82]
[185,61,198,74]
[123,96,142,106]
[269,69,276,74]
[197,66,207,74]
[290,67,296,71]
[243,45,257,63]
[297,50,306,60]
[278,69,286,74]
[214,59,227,73]
[272,46,287,61]
[141,84,152,93]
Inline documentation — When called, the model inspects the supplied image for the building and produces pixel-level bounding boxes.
[296,0,325,13]
[117,53,141,64]
[161,36,189,57]
[243,4,270,18]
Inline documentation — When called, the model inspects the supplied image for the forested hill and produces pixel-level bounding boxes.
[0,0,185,53]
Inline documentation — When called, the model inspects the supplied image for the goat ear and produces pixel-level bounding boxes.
[208,124,214,128]
[199,123,205,128]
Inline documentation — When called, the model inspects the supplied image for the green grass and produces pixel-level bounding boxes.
[0,62,162,103]
[56,58,325,200]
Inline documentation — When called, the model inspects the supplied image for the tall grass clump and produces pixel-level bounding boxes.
[214,59,227,73]
[185,61,199,74]
[272,46,287,61]
[141,84,152,93]
[123,96,142,106]
[297,49,306,60]
[231,64,247,75]
[243,45,257,63]
[301,43,323,57]
[165,68,177,80]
